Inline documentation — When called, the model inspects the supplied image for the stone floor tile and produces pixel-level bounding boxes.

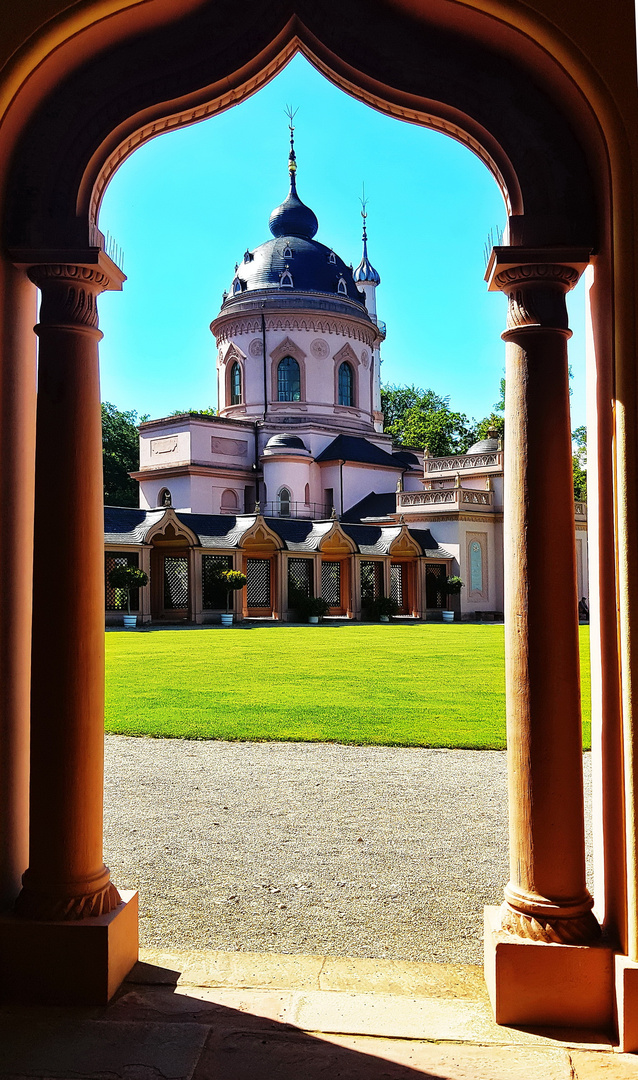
[194,1029,574,1080]
[282,990,514,1042]
[570,1049,638,1076]
[136,948,325,990]
[318,958,488,1000]
[0,1018,208,1079]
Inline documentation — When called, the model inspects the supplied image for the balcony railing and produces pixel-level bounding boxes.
[425,450,503,474]
[220,501,332,519]
[397,488,494,513]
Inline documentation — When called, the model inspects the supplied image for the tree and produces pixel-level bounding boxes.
[168,407,217,417]
[572,425,587,501]
[381,384,478,455]
[102,402,148,507]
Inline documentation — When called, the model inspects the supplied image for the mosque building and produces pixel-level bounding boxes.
[104,127,588,624]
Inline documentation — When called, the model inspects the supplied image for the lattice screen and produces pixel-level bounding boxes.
[426,563,446,608]
[288,558,313,600]
[390,564,404,605]
[202,555,233,609]
[164,555,189,609]
[321,561,341,607]
[105,553,139,611]
[360,561,383,606]
[246,559,271,608]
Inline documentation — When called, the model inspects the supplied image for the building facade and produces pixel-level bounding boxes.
[106,138,587,624]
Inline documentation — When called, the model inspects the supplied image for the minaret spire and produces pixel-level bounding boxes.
[353,183,380,286]
[285,104,298,194]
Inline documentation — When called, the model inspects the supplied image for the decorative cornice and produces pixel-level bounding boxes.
[213,313,377,348]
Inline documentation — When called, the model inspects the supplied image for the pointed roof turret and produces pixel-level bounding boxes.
[353,190,380,285]
[268,108,319,240]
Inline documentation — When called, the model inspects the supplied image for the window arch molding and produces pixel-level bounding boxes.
[269,337,307,404]
[333,342,361,409]
[222,347,246,409]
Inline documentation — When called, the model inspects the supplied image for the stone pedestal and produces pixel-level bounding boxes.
[614,954,638,1051]
[0,891,138,1004]
[484,906,613,1029]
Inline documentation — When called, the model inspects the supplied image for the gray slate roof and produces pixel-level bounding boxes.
[315,435,400,469]
[104,506,450,559]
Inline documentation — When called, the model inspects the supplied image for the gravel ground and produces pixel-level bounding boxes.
[104,737,593,966]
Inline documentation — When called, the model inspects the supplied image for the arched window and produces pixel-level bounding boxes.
[328,252,336,264]
[232,277,242,294]
[277,356,301,401]
[337,276,347,295]
[278,487,291,517]
[280,270,293,287]
[283,246,293,259]
[304,483,310,505]
[230,361,242,405]
[158,488,172,507]
[338,361,354,406]
[221,489,238,512]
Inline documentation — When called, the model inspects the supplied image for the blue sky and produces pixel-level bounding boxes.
[98,53,586,428]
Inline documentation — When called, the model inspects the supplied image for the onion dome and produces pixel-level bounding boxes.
[353,201,380,285]
[268,117,318,239]
[466,426,502,454]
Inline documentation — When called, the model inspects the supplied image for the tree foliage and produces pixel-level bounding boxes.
[380,384,479,456]
[572,425,587,501]
[102,402,147,507]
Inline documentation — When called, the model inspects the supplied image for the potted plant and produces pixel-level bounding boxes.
[288,588,329,623]
[107,564,149,629]
[443,576,464,622]
[219,568,247,626]
[365,595,399,622]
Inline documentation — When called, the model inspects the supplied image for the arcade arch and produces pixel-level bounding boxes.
[0,0,634,1040]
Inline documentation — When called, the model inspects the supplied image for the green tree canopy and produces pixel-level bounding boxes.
[381,383,480,456]
[572,425,587,501]
[102,402,147,507]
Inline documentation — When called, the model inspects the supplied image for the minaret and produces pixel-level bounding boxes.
[354,192,383,430]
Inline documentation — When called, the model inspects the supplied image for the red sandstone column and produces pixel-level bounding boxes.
[15,262,121,920]
[495,259,599,944]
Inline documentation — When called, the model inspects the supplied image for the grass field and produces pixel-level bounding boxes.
[104,624,592,750]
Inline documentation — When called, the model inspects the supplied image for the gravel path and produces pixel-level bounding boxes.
[104,737,593,966]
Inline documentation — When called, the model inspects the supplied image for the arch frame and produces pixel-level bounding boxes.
[0,0,635,1038]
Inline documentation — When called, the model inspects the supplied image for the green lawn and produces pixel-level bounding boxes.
[105,624,592,750]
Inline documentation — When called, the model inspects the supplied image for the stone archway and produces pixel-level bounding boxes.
[0,0,634,1038]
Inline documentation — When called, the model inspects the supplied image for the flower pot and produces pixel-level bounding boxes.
[122,614,137,629]
[308,615,319,624]
[380,615,390,623]
[442,610,454,623]
[220,613,233,627]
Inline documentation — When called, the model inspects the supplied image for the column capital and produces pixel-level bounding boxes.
[486,247,590,338]
[485,246,591,293]
[13,248,125,331]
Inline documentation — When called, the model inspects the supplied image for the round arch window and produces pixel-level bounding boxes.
[278,487,291,517]
[230,360,242,405]
[338,361,354,407]
[277,356,301,402]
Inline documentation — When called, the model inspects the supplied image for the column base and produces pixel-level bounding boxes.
[614,954,638,1051]
[484,905,613,1029]
[0,889,138,1005]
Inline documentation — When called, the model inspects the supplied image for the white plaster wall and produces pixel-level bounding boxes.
[340,465,400,513]
[262,457,313,508]
[140,426,191,468]
[190,419,256,470]
[139,474,193,511]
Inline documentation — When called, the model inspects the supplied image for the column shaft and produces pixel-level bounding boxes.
[16,264,119,921]
[498,262,599,944]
